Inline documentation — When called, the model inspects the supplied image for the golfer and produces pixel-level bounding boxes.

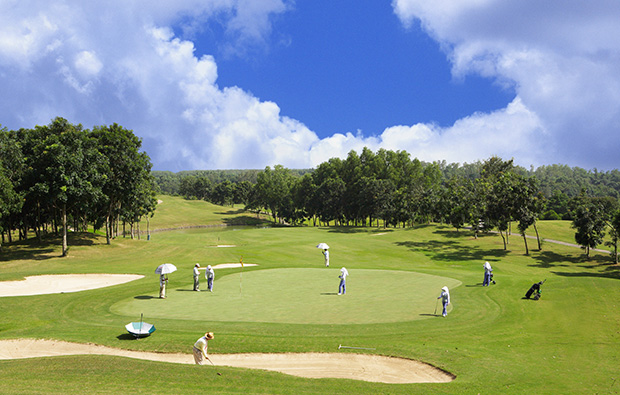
[159,274,168,299]
[338,267,349,295]
[193,332,215,365]
[323,249,330,267]
[206,265,215,292]
[483,261,493,286]
[193,264,201,291]
[437,286,450,317]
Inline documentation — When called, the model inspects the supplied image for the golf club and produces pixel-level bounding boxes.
[206,357,222,375]
[434,298,439,315]
[338,344,376,350]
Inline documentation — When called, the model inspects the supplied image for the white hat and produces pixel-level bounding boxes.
[195,263,200,267]
[207,265,212,269]
[442,286,449,292]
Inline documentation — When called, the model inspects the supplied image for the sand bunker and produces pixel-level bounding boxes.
[212,263,257,269]
[0,339,453,383]
[215,245,236,247]
[0,274,144,297]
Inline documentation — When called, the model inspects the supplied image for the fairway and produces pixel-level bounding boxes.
[111,268,461,324]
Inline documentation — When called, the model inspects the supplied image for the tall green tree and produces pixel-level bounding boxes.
[606,210,620,264]
[28,118,106,256]
[92,123,155,244]
[571,193,606,258]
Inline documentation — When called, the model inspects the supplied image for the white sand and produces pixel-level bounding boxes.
[0,339,454,383]
[0,274,144,297]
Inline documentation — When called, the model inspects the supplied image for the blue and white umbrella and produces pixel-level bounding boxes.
[126,314,156,338]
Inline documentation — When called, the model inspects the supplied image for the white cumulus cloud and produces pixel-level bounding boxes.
[0,0,618,171]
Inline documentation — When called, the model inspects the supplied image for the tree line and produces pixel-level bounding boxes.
[163,148,620,261]
[0,117,157,255]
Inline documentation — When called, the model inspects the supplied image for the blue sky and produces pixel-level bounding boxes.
[207,2,513,137]
[0,1,618,172]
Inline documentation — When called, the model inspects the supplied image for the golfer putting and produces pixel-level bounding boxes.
[437,286,450,317]
[193,332,215,365]
[338,267,349,295]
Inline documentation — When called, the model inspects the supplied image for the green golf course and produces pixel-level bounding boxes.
[112,268,461,324]
[1,195,619,394]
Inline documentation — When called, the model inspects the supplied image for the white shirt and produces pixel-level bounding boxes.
[194,336,208,355]
[193,267,200,277]
[206,268,214,279]
[340,267,349,279]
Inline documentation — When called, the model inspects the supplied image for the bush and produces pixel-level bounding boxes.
[542,210,561,220]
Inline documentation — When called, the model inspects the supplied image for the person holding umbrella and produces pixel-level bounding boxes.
[193,332,215,365]
[338,267,349,295]
[155,263,177,299]
[316,243,330,267]
[159,274,168,299]
[206,265,215,292]
[437,286,451,317]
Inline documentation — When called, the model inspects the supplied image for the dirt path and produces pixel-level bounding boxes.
[0,339,454,384]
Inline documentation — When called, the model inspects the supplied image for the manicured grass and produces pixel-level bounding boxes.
[149,195,270,230]
[112,268,461,324]
[1,198,619,394]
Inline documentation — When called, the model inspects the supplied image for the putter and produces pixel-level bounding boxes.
[434,298,439,315]
[206,357,222,376]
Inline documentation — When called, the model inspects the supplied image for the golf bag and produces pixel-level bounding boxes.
[489,270,496,285]
[525,280,545,300]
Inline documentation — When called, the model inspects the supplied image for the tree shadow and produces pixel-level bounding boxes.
[530,251,610,268]
[221,216,270,226]
[552,267,620,280]
[0,232,98,261]
[215,208,247,215]
[327,227,377,234]
[394,240,509,262]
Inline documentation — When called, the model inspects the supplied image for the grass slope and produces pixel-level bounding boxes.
[1,197,619,394]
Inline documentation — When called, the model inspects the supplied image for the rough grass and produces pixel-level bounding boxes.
[1,197,619,394]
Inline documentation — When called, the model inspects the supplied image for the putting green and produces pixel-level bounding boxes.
[112,268,461,324]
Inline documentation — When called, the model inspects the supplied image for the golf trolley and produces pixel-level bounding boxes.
[489,270,496,285]
[525,279,546,300]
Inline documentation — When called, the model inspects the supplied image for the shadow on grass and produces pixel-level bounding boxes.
[326,227,377,234]
[0,232,98,261]
[116,333,139,341]
[215,208,247,215]
[552,264,620,280]
[222,215,271,226]
[134,295,156,299]
[394,240,509,262]
[530,251,610,268]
